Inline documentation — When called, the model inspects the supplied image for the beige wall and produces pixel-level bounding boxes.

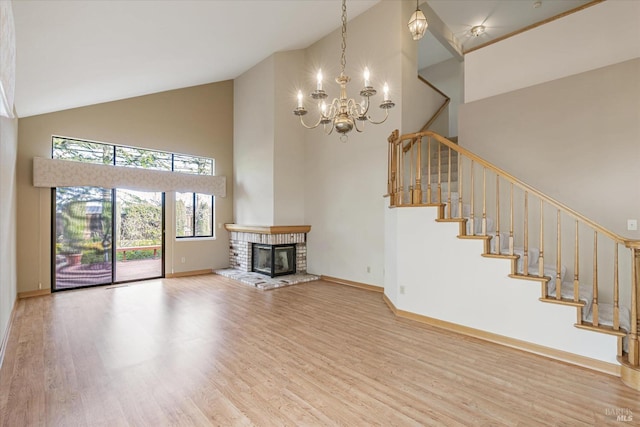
[17,81,234,293]
[459,58,640,239]
[0,115,18,345]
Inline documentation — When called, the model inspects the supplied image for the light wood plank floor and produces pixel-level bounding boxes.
[0,275,638,426]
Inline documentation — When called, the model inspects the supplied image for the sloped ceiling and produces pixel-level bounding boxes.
[12,0,597,117]
[12,0,379,117]
[419,0,594,70]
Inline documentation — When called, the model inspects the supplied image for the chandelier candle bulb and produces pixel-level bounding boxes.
[293,0,394,137]
[297,91,303,108]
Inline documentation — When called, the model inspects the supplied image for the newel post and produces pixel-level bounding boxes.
[626,241,640,366]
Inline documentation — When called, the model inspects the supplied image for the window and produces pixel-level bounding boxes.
[173,154,213,175]
[176,192,213,238]
[52,137,214,176]
[115,146,172,171]
[52,137,114,164]
[52,136,217,240]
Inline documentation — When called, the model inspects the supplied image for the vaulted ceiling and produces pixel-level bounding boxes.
[12,0,596,118]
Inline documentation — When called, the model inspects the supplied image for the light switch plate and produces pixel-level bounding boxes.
[628,219,638,231]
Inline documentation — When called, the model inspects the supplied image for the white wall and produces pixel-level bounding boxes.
[385,206,618,364]
[234,50,306,226]
[0,0,18,349]
[303,0,404,284]
[420,57,463,137]
[0,115,18,350]
[273,50,306,225]
[465,0,640,103]
[234,55,276,225]
[231,0,446,284]
[401,0,444,135]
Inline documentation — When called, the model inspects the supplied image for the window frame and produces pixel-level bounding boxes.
[52,136,215,176]
[175,192,215,240]
[52,136,217,240]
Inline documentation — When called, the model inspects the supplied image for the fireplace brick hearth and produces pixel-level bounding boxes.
[225,225,311,275]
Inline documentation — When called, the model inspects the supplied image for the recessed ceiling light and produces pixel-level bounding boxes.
[470,25,485,37]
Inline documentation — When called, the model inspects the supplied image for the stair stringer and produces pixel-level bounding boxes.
[384,204,618,367]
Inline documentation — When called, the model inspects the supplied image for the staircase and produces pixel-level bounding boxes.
[386,130,640,391]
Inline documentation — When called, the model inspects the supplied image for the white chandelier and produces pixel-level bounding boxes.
[293,0,394,141]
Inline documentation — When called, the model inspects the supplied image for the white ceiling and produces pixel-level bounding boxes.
[12,0,380,117]
[12,0,595,118]
[419,0,593,70]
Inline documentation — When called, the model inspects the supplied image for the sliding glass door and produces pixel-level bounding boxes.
[53,187,164,291]
[53,187,113,290]
[115,189,163,282]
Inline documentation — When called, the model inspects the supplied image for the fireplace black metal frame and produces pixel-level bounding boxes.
[252,243,296,278]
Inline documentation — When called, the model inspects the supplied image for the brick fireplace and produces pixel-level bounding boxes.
[224,225,310,275]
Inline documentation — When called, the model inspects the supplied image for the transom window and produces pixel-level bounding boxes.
[52,136,214,175]
[52,136,215,239]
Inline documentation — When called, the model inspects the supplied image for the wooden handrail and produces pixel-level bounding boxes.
[417,75,451,134]
[388,129,640,373]
[394,130,639,246]
[421,99,450,133]
[418,75,449,99]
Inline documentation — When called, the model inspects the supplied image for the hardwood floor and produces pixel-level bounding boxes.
[0,275,638,426]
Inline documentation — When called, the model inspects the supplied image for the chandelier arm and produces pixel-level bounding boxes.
[346,98,360,116]
[326,98,341,119]
[365,108,390,125]
[325,121,336,135]
[353,119,364,133]
[299,115,324,130]
[292,0,394,137]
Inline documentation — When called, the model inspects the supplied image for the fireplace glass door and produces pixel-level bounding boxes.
[252,244,296,277]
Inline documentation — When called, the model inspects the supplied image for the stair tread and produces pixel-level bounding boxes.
[423,199,634,350]
[458,235,492,241]
[481,253,519,260]
[435,218,466,223]
[584,303,631,332]
[546,280,593,308]
[539,297,585,307]
[508,273,551,283]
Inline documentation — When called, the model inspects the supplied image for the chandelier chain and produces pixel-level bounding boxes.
[340,0,347,75]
